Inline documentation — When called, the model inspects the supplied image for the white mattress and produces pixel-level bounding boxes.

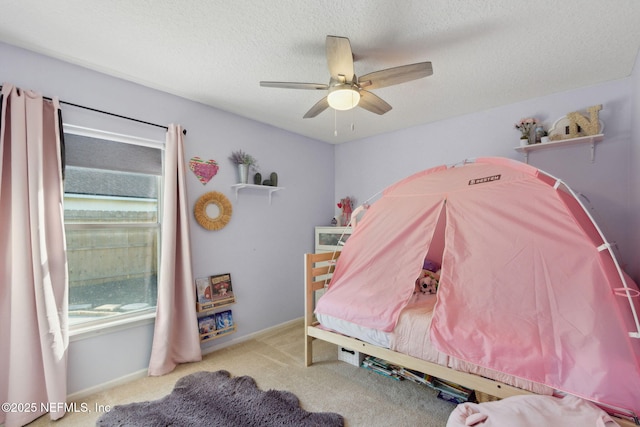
[315,292,435,350]
[315,312,391,348]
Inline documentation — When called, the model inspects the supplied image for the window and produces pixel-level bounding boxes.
[63,126,164,328]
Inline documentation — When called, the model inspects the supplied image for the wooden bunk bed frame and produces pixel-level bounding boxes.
[303,251,638,427]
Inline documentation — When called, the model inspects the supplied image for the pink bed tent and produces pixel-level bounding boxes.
[316,157,640,416]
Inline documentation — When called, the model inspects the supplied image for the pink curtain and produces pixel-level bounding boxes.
[0,84,68,426]
[148,124,201,376]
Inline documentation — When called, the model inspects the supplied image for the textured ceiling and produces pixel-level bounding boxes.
[1,1,640,144]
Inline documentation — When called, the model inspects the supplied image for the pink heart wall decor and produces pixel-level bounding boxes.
[189,157,219,185]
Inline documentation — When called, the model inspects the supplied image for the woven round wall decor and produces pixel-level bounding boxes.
[194,191,232,231]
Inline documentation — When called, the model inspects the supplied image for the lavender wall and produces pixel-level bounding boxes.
[335,75,638,280]
[1,42,335,395]
[631,51,640,281]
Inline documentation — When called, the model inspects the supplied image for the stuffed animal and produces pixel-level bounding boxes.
[415,269,441,294]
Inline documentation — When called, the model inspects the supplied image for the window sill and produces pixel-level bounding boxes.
[69,311,156,342]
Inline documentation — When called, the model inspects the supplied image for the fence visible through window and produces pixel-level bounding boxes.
[63,128,163,328]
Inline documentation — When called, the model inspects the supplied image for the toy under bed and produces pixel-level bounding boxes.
[316,292,555,396]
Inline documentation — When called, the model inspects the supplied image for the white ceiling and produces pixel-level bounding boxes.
[2,1,640,144]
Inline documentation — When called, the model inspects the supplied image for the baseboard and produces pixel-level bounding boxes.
[67,368,148,402]
[66,317,303,400]
[201,317,303,356]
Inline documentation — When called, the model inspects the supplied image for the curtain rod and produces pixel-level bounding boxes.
[0,85,187,135]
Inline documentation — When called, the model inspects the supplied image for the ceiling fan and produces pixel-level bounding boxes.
[260,35,433,118]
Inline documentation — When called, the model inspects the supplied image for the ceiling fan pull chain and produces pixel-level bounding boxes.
[351,107,355,132]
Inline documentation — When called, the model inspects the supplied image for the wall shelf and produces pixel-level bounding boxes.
[514,134,604,163]
[197,304,236,344]
[200,324,237,343]
[196,298,235,313]
[231,183,284,204]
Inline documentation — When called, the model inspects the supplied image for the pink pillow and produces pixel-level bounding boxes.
[446,395,620,427]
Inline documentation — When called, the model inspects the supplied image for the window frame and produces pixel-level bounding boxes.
[63,124,165,337]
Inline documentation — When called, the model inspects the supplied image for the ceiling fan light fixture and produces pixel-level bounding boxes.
[260,36,432,118]
[327,86,360,111]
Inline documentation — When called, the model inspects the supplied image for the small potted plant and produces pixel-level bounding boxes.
[515,117,539,146]
[229,149,258,184]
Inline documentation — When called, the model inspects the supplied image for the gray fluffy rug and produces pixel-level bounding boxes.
[96,370,344,426]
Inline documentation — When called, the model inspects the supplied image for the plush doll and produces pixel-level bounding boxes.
[415,269,441,294]
[337,197,354,226]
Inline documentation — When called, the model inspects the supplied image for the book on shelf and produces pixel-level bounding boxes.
[210,273,235,303]
[195,277,213,304]
[198,315,216,340]
[214,310,234,331]
[196,273,235,312]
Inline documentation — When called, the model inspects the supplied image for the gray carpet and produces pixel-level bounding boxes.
[96,370,344,427]
[28,321,453,426]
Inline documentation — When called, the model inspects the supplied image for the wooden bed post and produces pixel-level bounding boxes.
[304,251,340,367]
[304,253,314,367]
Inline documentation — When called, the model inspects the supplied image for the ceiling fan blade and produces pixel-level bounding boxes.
[326,35,354,80]
[359,62,433,90]
[303,97,330,118]
[358,90,392,115]
[260,81,329,90]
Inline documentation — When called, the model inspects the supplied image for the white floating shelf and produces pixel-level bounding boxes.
[514,134,604,163]
[231,183,284,204]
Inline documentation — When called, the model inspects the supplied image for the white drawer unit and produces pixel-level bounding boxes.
[312,226,352,301]
[315,226,352,253]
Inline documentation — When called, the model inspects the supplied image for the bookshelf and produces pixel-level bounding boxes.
[196,273,237,343]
